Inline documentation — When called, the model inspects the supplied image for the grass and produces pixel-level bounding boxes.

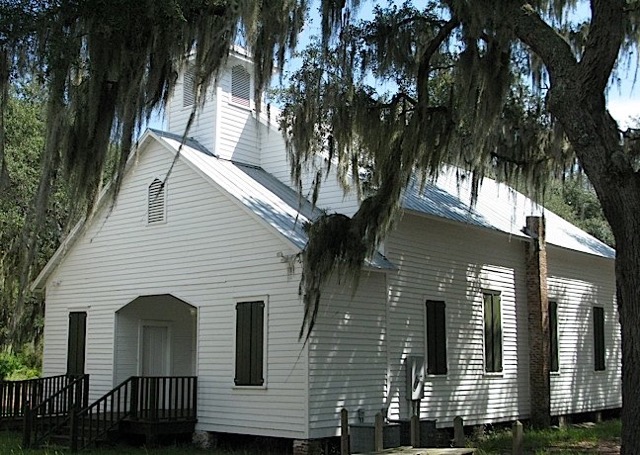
[473,419,621,454]
[0,420,621,455]
[0,431,287,455]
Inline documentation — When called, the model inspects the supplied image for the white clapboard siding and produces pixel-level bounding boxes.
[385,214,530,428]
[42,140,309,439]
[547,247,620,415]
[216,66,260,165]
[308,272,388,438]
[166,67,217,153]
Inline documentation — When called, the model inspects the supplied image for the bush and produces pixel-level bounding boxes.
[0,345,41,380]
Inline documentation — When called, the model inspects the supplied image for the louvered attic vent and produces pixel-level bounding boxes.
[231,65,250,107]
[148,178,166,224]
[183,66,196,108]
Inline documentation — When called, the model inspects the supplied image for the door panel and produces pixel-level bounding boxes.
[141,325,169,376]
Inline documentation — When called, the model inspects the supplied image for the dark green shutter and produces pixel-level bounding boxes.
[67,312,87,376]
[492,294,502,372]
[251,302,264,385]
[549,301,559,372]
[235,301,265,386]
[484,293,502,373]
[593,307,605,371]
[426,300,447,375]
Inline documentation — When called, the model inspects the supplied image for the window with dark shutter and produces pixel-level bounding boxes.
[483,292,502,373]
[549,300,559,372]
[148,178,166,224]
[231,65,250,107]
[593,306,606,371]
[235,301,265,386]
[183,66,196,108]
[426,300,447,375]
[67,312,87,376]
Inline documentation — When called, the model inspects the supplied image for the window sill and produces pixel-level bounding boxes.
[483,372,504,378]
[232,385,268,391]
[227,100,253,112]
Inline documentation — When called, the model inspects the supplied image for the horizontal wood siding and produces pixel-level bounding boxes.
[42,141,308,439]
[217,68,259,165]
[385,214,530,427]
[308,273,388,438]
[547,248,620,415]
[166,72,217,153]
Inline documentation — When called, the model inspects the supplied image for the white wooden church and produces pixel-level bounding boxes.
[32,49,621,452]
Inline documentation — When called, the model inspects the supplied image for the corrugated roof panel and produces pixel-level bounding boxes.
[402,168,615,259]
[155,134,395,270]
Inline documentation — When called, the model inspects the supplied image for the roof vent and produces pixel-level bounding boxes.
[183,66,196,108]
[148,178,166,224]
[231,65,250,107]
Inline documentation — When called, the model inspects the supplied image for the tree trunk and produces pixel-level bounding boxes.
[548,92,640,454]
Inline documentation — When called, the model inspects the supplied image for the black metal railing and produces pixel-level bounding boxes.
[0,374,68,423]
[22,374,89,448]
[71,376,197,452]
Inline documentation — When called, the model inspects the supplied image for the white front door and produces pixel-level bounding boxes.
[141,325,169,376]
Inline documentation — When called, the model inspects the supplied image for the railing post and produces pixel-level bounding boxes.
[21,401,31,449]
[340,408,349,455]
[150,378,158,421]
[192,377,197,419]
[130,377,139,420]
[82,375,89,408]
[70,405,78,453]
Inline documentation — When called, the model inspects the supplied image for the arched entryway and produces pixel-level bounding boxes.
[114,294,197,385]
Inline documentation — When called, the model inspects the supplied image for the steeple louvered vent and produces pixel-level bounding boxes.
[231,65,250,107]
[183,66,196,108]
[148,178,166,224]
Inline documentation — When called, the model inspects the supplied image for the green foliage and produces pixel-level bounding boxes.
[0,84,70,350]
[474,419,621,454]
[544,176,614,247]
[0,343,41,380]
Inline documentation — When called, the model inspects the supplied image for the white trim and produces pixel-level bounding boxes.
[232,295,269,390]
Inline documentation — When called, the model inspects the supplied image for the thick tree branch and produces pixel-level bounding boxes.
[417,16,459,104]
[579,0,626,96]
[510,3,578,83]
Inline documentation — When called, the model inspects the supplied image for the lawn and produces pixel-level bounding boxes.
[0,431,284,455]
[473,419,621,454]
[0,420,621,454]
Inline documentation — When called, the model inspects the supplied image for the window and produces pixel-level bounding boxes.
[183,65,196,107]
[549,300,559,372]
[593,306,605,371]
[483,292,502,373]
[148,178,166,224]
[426,300,447,375]
[231,65,250,107]
[67,312,87,376]
[235,301,265,386]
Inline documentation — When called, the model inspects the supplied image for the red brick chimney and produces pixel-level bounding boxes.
[525,216,551,428]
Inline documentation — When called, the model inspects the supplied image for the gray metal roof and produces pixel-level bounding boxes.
[155,130,614,260]
[154,132,395,270]
[402,170,615,259]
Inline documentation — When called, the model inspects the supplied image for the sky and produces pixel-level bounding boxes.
[151,2,640,131]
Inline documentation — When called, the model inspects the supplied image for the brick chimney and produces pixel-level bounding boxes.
[525,216,551,428]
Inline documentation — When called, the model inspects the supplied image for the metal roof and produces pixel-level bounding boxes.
[152,130,615,260]
[154,133,395,270]
[402,169,615,259]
